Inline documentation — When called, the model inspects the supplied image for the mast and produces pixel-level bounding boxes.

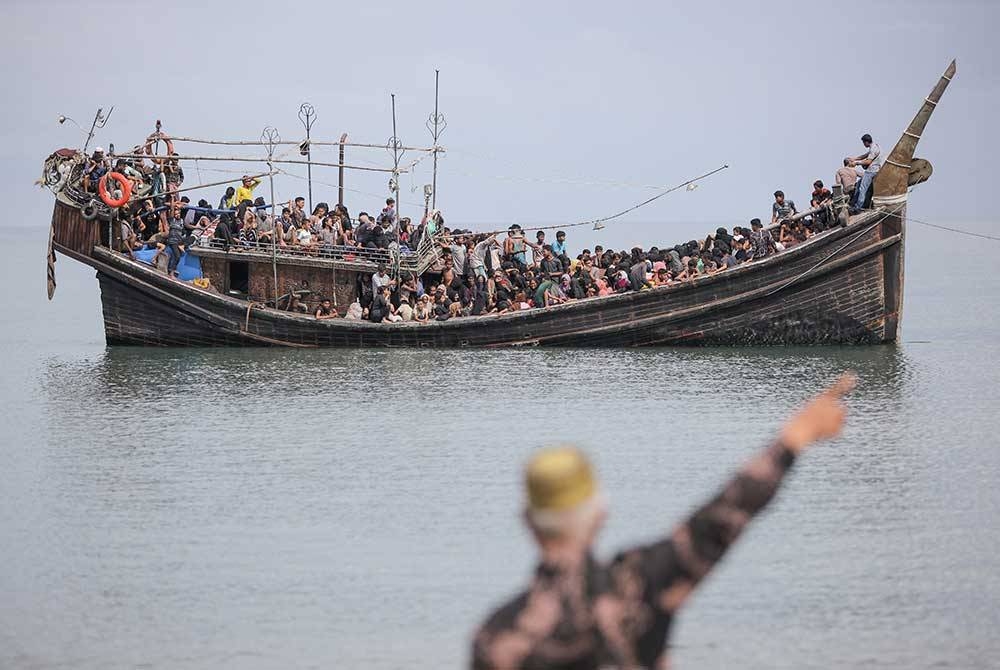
[262,126,281,308]
[338,133,348,207]
[389,94,402,225]
[298,103,317,213]
[426,70,446,211]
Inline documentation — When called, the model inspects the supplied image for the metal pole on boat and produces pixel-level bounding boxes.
[389,94,403,226]
[262,126,281,308]
[338,133,348,208]
[81,106,114,155]
[425,70,446,211]
[298,103,317,214]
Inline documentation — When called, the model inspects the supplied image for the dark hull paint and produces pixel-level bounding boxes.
[59,206,904,348]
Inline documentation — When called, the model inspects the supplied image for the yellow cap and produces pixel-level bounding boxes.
[525,446,596,512]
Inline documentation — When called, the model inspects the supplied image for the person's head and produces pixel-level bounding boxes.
[543,244,553,258]
[377,263,387,275]
[556,231,566,242]
[281,207,291,218]
[843,157,852,167]
[813,180,824,190]
[93,147,104,159]
[321,298,331,308]
[594,245,603,254]
[385,197,395,207]
[377,285,387,295]
[294,196,305,209]
[242,175,253,187]
[420,294,431,306]
[751,217,762,230]
[224,186,236,198]
[861,133,873,147]
[524,446,607,547]
[536,230,545,242]
[773,190,785,203]
[314,203,328,217]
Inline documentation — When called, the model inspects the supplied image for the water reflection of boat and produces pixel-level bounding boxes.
[42,63,955,347]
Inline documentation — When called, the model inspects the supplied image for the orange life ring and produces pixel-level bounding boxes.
[144,133,175,162]
[99,172,132,208]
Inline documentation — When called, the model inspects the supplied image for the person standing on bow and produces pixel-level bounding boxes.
[849,133,882,212]
[471,374,857,670]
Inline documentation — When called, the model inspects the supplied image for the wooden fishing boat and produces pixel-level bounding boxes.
[41,62,955,347]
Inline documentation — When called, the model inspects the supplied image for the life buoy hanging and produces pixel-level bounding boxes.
[98,172,132,208]
[143,132,175,164]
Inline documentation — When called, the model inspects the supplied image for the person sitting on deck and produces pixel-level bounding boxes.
[849,133,882,212]
[314,298,338,320]
[470,374,856,670]
[809,180,834,231]
[771,190,797,224]
[810,180,833,208]
[255,198,275,244]
[235,175,260,206]
[551,230,569,267]
[81,147,109,193]
[369,285,392,323]
[652,266,674,286]
[382,197,397,230]
[415,294,433,323]
[372,263,394,296]
[294,220,315,253]
[749,217,777,260]
[539,245,563,281]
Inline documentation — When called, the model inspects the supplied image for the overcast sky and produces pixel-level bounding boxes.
[5,0,996,250]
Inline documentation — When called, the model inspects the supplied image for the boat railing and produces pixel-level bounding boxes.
[190,226,446,276]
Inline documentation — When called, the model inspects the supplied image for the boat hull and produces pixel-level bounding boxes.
[73,208,903,348]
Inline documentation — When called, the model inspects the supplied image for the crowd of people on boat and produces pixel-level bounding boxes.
[93,132,881,318]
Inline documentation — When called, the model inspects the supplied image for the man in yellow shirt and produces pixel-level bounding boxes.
[235,175,260,205]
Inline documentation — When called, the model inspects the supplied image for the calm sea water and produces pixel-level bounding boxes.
[2,222,999,669]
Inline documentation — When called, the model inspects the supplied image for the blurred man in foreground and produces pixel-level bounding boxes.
[471,373,857,669]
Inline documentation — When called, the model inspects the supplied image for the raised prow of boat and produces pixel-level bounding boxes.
[41,62,955,347]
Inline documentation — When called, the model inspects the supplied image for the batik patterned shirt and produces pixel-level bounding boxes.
[750,229,775,259]
[471,441,796,670]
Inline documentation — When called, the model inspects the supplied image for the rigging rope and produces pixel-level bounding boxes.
[904,215,1000,242]
[478,164,729,236]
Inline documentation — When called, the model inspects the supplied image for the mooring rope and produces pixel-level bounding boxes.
[903,215,1000,242]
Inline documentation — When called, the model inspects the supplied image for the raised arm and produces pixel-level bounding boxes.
[625,373,856,613]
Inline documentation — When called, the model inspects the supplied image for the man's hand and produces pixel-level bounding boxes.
[779,372,857,454]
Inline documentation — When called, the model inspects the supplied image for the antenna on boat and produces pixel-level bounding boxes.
[67,106,114,155]
[387,94,404,222]
[298,103,317,213]
[425,70,447,212]
[262,125,281,306]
